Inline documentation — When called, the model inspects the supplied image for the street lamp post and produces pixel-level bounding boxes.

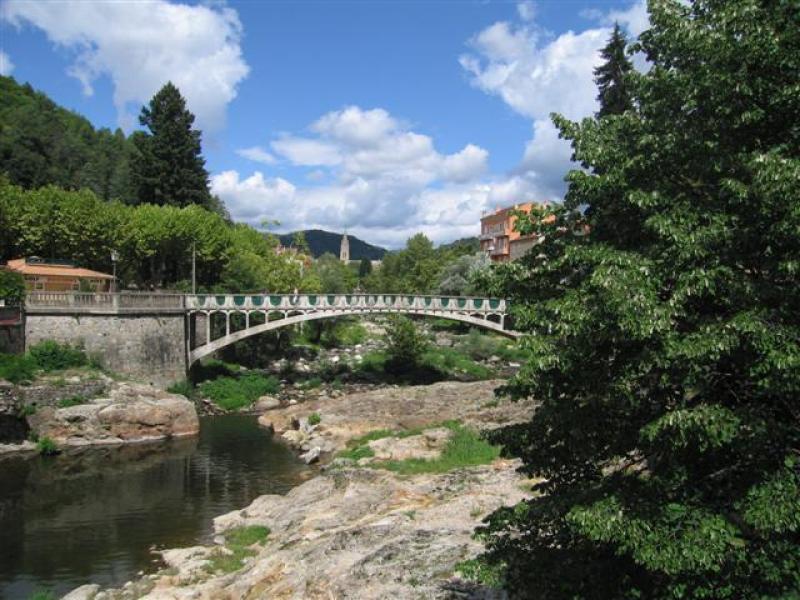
[110,250,118,292]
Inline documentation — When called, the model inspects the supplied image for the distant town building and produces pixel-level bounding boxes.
[480,203,545,263]
[340,233,350,263]
[4,257,114,292]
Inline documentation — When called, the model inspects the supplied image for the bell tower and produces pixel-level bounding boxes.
[339,231,350,263]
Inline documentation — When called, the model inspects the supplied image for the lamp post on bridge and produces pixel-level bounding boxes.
[110,250,118,292]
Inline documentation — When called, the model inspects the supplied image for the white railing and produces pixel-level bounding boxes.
[25,292,186,312]
[24,292,507,315]
[184,294,506,313]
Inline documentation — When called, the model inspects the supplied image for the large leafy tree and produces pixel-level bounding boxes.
[594,23,634,117]
[475,1,800,598]
[131,82,212,208]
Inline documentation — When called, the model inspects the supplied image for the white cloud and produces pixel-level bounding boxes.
[271,137,342,166]
[237,146,276,165]
[458,7,631,207]
[2,0,249,131]
[517,1,536,22]
[605,1,650,38]
[212,106,500,248]
[0,50,14,75]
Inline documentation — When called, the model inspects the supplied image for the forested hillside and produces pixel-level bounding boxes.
[0,76,136,203]
[278,229,386,260]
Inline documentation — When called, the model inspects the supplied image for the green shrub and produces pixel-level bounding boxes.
[0,353,37,383]
[321,320,367,348]
[430,318,471,334]
[385,316,428,372]
[57,396,87,408]
[308,412,321,425]
[19,404,37,416]
[28,341,87,371]
[167,379,195,398]
[0,270,25,305]
[300,377,322,390]
[455,558,504,588]
[421,347,494,380]
[37,436,59,456]
[26,590,56,600]
[199,373,280,411]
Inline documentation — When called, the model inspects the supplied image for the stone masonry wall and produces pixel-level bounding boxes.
[25,314,186,387]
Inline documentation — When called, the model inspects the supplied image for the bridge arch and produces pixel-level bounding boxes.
[188,308,517,366]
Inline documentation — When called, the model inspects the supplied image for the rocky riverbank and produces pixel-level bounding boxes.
[0,380,199,453]
[80,380,536,600]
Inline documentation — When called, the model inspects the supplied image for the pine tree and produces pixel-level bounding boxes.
[474,1,800,597]
[131,82,211,208]
[594,23,634,117]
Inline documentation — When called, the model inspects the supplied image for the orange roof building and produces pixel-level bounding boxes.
[5,258,114,292]
[480,202,554,263]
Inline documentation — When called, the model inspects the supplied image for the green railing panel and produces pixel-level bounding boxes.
[233,295,245,306]
[473,299,483,309]
[307,295,317,306]
[406,296,415,305]
[345,295,353,305]
[489,299,500,310]
[215,296,227,306]
[424,297,432,307]
[270,295,282,306]
[441,297,450,307]
[327,295,336,306]
[250,296,264,306]
[196,295,206,307]
[458,298,467,308]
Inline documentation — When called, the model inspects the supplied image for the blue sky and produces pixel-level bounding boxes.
[0,0,648,248]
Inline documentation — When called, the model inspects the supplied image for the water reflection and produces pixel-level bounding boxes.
[0,415,309,599]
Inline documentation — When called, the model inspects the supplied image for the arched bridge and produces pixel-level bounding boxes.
[22,292,518,385]
[186,293,517,365]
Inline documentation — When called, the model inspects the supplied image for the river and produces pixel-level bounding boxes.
[0,415,311,599]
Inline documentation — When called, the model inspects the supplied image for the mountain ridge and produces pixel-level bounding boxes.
[277,229,387,260]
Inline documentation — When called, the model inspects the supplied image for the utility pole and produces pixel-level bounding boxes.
[192,242,196,295]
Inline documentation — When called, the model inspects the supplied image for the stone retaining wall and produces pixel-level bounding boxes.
[25,314,186,387]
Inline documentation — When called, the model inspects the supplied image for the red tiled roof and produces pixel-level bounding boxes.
[5,258,114,279]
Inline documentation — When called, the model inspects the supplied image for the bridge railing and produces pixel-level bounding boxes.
[26,292,186,313]
[185,294,506,313]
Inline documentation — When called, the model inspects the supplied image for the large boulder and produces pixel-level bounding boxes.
[27,383,199,446]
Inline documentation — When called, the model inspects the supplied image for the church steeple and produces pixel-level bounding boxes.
[339,231,350,263]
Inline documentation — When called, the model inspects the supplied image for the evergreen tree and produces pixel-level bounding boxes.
[594,23,634,117]
[131,82,211,208]
[474,1,800,597]
[358,257,372,278]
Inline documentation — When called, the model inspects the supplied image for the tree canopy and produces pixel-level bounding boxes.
[474,0,800,597]
[131,82,212,209]
[594,23,634,117]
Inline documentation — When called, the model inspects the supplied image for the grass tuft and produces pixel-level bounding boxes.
[205,525,270,574]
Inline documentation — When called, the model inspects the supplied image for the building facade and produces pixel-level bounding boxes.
[480,202,545,263]
[5,258,114,292]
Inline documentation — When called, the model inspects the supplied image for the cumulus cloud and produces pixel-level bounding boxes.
[212,106,501,247]
[0,50,14,75]
[2,0,249,131]
[605,0,650,38]
[457,3,649,204]
[237,146,276,165]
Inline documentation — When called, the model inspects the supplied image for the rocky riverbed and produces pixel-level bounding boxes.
[79,380,536,600]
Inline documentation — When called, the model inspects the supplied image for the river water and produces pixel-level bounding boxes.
[0,415,311,599]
